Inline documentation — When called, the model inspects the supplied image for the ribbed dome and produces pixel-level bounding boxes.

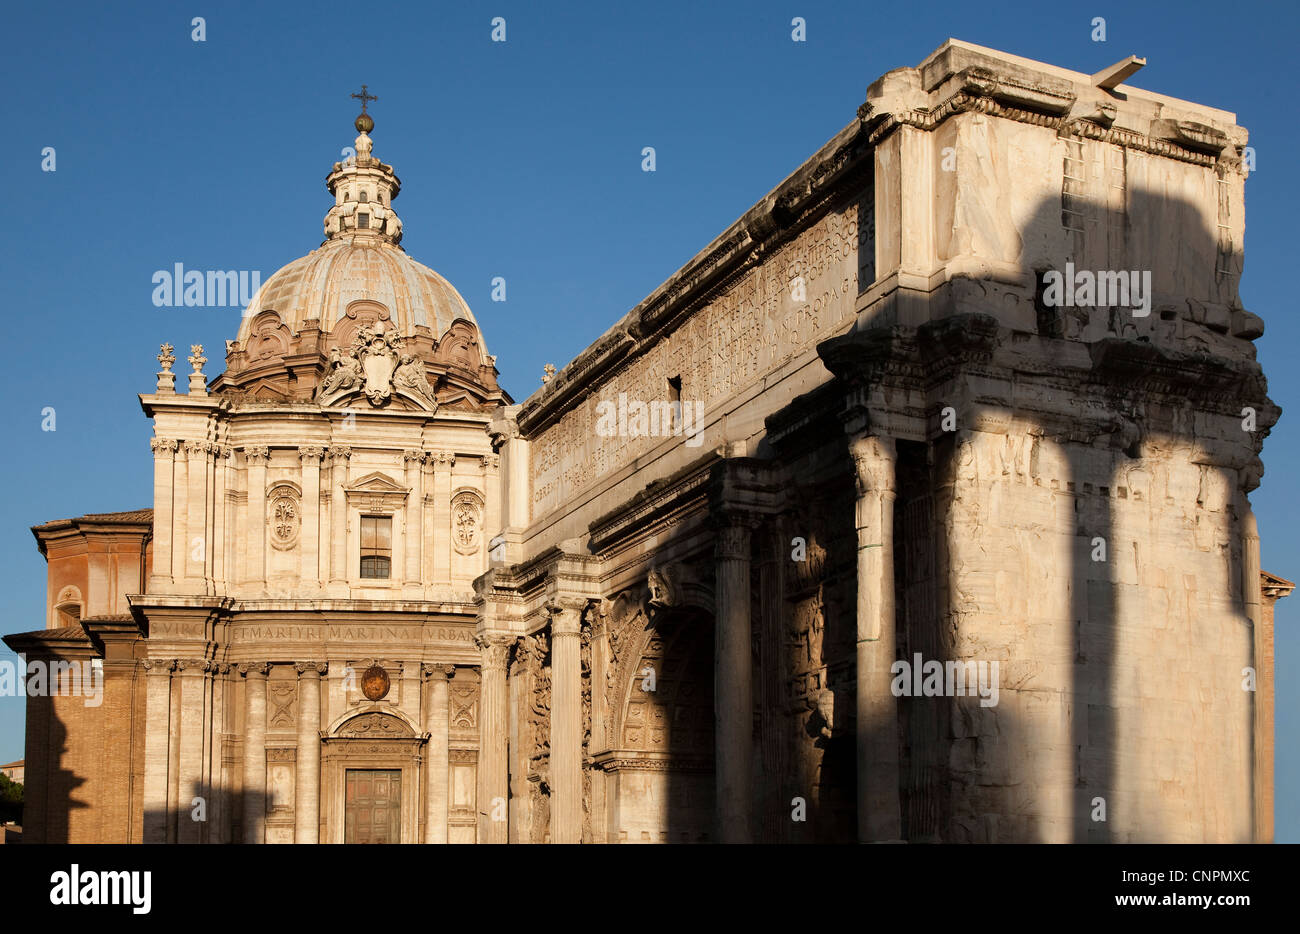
[236,237,481,347]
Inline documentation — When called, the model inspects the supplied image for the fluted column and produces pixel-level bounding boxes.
[482,453,502,554]
[547,600,585,843]
[245,447,269,591]
[421,455,437,587]
[850,433,901,843]
[714,516,754,843]
[241,662,269,844]
[209,663,231,842]
[329,446,351,588]
[476,633,514,844]
[149,439,177,591]
[294,662,326,843]
[433,452,453,586]
[171,441,189,586]
[404,451,424,589]
[213,446,230,587]
[175,658,210,843]
[185,442,210,586]
[141,659,174,843]
[299,447,324,590]
[423,664,451,843]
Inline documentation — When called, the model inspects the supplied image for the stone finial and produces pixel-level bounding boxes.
[187,344,208,396]
[156,342,176,394]
[542,363,556,384]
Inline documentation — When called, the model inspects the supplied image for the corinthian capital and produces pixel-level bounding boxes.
[298,445,325,463]
[544,596,591,637]
[244,445,271,465]
[848,434,897,496]
[150,437,178,456]
[475,632,516,671]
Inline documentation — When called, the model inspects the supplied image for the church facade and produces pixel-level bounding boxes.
[6,40,1289,844]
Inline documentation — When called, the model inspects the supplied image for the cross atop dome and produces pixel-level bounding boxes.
[351,84,377,134]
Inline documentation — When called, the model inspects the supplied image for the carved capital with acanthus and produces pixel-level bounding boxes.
[475,632,516,671]
[150,437,178,457]
[544,596,591,638]
[298,445,325,464]
[295,661,328,678]
[327,444,352,463]
[244,445,271,465]
[141,658,174,675]
[183,440,212,459]
[238,661,270,678]
[421,663,452,682]
[174,657,212,673]
[848,434,897,497]
[482,453,500,472]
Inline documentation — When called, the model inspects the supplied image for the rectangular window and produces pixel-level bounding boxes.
[358,212,370,229]
[360,515,391,579]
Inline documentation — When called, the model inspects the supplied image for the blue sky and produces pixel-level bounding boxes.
[1,0,1296,840]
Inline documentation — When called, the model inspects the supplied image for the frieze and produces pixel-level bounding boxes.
[228,623,473,643]
[529,199,865,515]
[150,621,208,638]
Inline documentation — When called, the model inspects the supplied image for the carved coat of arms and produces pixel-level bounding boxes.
[315,323,438,411]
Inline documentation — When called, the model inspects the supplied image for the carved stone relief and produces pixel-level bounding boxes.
[268,484,301,550]
[451,491,484,555]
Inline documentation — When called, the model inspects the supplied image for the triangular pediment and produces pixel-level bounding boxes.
[345,471,409,495]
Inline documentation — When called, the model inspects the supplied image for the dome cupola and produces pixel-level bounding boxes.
[212,92,506,412]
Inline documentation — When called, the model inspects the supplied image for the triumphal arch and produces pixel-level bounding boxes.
[7,40,1288,843]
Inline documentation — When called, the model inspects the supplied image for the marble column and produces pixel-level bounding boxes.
[329,446,351,587]
[433,452,453,586]
[183,442,208,585]
[176,659,210,844]
[482,454,502,554]
[423,665,450,843]
[149,439,176,591]
[1242,502,1266,842]
[166,661,182,843]
[209,663,230,842]
[241,663,269,844]
[421,456,437,586]
[714,517,754,843]
[172,441,190,586]
[213,446,229,588]
[404,451,424,589]
[548,601,585,843]
[850,433,901,843]
[476,633,513,844]
[294,662,325,843]
[141,659,173,844]
[300,447,324,590]
[245,447,269,590]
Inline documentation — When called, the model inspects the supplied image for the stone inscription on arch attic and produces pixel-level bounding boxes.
[531,196,870,514]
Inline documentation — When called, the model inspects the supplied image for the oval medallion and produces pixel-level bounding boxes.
[361,665,390,701]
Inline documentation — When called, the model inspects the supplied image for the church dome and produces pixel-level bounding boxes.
[235,239,481,346]
[213,103,506,411]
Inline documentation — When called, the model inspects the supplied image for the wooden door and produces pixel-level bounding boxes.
[344,769,401,844]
